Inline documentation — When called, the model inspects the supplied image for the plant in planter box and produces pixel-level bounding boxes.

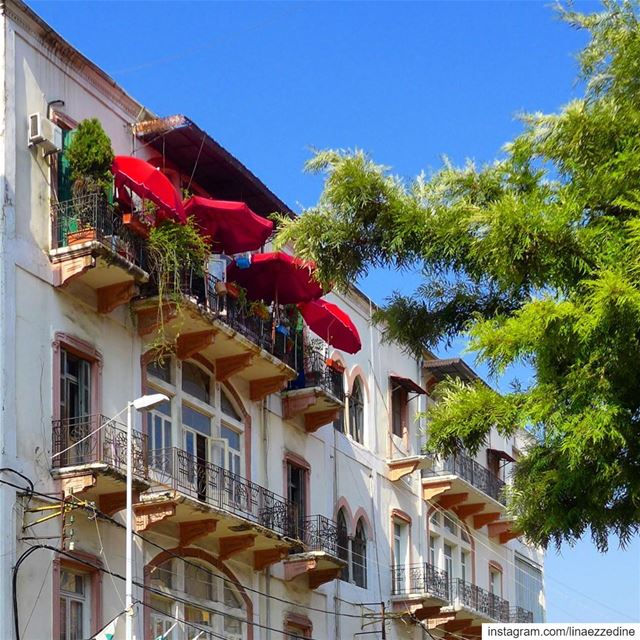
[63,118,114,244]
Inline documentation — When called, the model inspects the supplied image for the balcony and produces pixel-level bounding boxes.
[51,414,149,512]
[140,447,301,570]
[390,567,534,631]
[421,453,519,542]
[391,564,451,610]
[133,273,296,401]
[49,195,148,313]
[453,578,510,623]
[281,350,345,433]
[285,514,346,589]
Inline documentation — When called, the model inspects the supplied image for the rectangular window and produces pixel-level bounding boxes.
[150,596,174,640]
[429,534,438,567]
[59,349,92,466]
[287,462,308,530]
[147,400,172,473]
[444,543,454,579]
[515,555,545,622]
[460,550,469,583]
[59,569,88,640]
[443,515,457,536]
[490,568,502,597]
[391,385,407,438]
[221,424,241,475]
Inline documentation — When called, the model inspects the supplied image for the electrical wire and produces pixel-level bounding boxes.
[1,476,379,622]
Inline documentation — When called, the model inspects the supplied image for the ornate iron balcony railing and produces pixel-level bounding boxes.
[140,271,295,369]
[149,447,297,540]
[52,414,148,478]
[423,451,506,505]
[288,349,345,402]
[300,514,340,556]
[453,578,511,622]
[390,563,451,601]
[510,606,534,623]
[51,195,147,268]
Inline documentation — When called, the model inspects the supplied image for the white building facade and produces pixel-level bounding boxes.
[0,2,544,639]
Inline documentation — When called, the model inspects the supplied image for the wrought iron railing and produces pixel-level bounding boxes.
[288,349,345,402]
[140,271,295,369]
[51,194,147,268]
[300,514,340,556]
[149,447,297,539]
[510,606,534,623]
[52,414,148,477]
[454,578,511,622]
[423,451,506,505]
[390,563,451,600]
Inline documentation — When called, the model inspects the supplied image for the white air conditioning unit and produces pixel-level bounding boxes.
[28,113,62,153]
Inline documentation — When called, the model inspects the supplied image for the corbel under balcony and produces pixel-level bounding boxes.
[387,455,429,482]
[133,297,296,398]
[281,388,343,433]
[283,551,346,590]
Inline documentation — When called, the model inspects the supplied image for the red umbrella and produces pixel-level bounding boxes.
[297,298,361,354]
[111,156,185,224]
[184,196,273,254]
[226,252,324,304]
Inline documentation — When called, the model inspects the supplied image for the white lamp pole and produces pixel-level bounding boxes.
[125,393,169,640]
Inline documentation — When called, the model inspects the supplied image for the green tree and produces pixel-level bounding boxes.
[275,2,640,551]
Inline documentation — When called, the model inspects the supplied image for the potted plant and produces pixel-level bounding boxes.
[249,300,270,321]
[63,118,114,245]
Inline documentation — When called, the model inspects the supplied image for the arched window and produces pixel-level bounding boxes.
[149,559,246,639]
[337,508,350,581]
[352,518,367,588]
[348,378,364,444]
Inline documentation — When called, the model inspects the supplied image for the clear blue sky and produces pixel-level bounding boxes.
[28,0,639,623]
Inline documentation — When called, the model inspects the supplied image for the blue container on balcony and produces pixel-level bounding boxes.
[235,255,251,269]
[275,323,290,337]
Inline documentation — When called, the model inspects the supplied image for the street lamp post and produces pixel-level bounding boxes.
[125,393,169,640]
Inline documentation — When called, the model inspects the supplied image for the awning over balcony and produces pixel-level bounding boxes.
[423,358,480,384]
[297,298,361,354]
[390,375,427,396]
[487,447,515,463]
[184,195,273,254]
[227,252,324,304]
[112,156,185,224]
[132,115,293,219]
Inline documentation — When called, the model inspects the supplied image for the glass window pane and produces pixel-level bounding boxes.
[220,391,241,421]
[59,598,67,640]
[221,425,241,450]
[182,405,211,436]
[69,601,83,640]
[148,359,172,384]
[185,563,214,601]
[182,362,210,403]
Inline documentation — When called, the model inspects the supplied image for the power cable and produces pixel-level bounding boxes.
[0,475,379,621]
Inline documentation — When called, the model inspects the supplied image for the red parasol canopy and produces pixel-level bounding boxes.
[111,156,185,224]
[226,252,324,304]
[297,298,361,354]
[184,196,273,254]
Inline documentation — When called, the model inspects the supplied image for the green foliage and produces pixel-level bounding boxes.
[145,218,210,359]
[276,2,640,550]
[64,118,114,196]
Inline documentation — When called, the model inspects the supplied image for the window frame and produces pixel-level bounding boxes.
[348,377,364,444]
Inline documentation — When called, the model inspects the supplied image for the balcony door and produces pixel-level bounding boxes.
[393,520,409,592]
[60,349,91,465]
[182,405,211,502]
[287,462,307,539]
